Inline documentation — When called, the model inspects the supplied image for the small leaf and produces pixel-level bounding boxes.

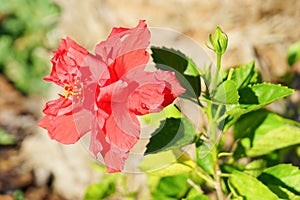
[287,41,300,66]
[139,150,195,177]
[213,80,239,104]
[258,164,300,199]
[229,61,259,89]
[228,170,278,200]
[145,117,196,154]
[151,47,201,99]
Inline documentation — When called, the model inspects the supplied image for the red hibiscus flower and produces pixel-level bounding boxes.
[37,37,109,144]
[38,20,185,173]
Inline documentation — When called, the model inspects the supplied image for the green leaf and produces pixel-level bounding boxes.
[145,117,196,154]
[258,164,300,199]
[228,170,278,200]
[213,80,239,104]
[225,83,294,129]
[287,41,300,66]
[152,193,177,200]
[229,61,259,89]
[244,159,267,177]
[83,183,115,200]
[233,109,269,140]
[229,83,294,114]
[183,194,210,200]
[246,83,293,104]
[151,47,201,100]
[141,104,181,126]
[196,143,214,176]
[139,149,196,177]
[0,129,16,145]
[234,110,300,158]
[154,174,190,199]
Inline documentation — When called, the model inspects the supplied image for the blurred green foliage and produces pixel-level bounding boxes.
[287,41,300,66]
[0,128,16,145]
[0,0,60,94]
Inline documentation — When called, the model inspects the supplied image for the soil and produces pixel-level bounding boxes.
[0,74,65,199]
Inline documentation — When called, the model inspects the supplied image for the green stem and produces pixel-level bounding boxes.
[216,113,228,124]
[212,53,224,200]
[211,143,224,200]
[218,152,233,158]
[227,68,234,80]
[213,104,223,122]
[212,53,222,94]
[217,53,222,72]
[194,166,215,186]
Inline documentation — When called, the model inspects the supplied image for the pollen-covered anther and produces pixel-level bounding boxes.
[63,84,82,99]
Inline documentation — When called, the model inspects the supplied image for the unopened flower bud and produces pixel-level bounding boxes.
[209,26,228,55]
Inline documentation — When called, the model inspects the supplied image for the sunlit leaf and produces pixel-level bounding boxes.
[139,150,195,177]
[228,170,278,200]
[225,83,294,129]
[213,80,239,104]
[183,194,210,200]
[234,110,300,158]
[229,61,259,89]
[196,143,214,176]
[258,164,300,199]
[244,159,267,177]
[84,183,114,200]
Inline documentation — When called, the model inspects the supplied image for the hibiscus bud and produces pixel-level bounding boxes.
[208,26,228,55]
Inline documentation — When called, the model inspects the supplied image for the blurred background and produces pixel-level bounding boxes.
[0,0,299,199]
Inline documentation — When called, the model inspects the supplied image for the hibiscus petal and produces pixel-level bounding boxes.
[81,54,110,86]
[89,125,128,173]
[89,126,103,158]
[95,20,150,79]
[129,83,165,115]
[154,69,186,98]
[37,114,80,144]
[108,50,149,83]
[43,95,73,116]
[122,67,186,115]
[103,148,128,173]
[44,37,89,87]
[104,111,140,151]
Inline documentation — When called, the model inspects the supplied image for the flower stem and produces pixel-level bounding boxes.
[212,53,224,200]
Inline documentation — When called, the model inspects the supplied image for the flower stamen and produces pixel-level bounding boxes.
[64,84,82,99]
